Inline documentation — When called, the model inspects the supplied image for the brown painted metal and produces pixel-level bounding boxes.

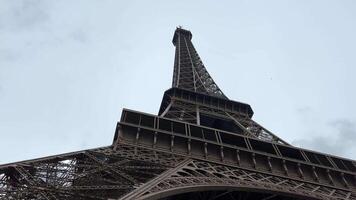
[0,27,355,199]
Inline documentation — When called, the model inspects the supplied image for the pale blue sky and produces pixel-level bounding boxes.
[1,0,356,164]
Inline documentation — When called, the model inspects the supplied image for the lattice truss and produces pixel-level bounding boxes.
[1,142,355,200]
[0,144,185,200]
[126,159,356,200]
[161,97,288,145]
[172,31,226,99]
[161,100,198,124]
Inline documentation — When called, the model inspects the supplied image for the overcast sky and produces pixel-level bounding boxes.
[1,0,356,164]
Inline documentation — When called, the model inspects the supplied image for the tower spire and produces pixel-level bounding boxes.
[160,27,289,145]
[172,27,227,99]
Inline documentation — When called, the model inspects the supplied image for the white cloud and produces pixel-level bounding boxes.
[0,0,355,164]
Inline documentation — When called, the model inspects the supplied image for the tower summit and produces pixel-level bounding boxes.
[0,28,355,200]
[171,27,225,98]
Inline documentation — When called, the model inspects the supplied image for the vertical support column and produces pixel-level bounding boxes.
[170,135,174,152]
[282,160,289,176]
[312,166,319,182]
[174,33,181,87]
[113,124,122,151]
[220,146,224,162]
[153,132,158,159]
[267,157,273,172]
[204,142,208,158]
[326,169,334,185]
[340,173,349,187]
[187,139,192,155]
[252,153,257,169]
[297,163,304,179]
[183,37,197,92]
[236,150,241,166]
[134,128,141,155]
[196,105,200,125]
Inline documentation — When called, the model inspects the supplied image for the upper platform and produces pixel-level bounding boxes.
[159,87,254,118]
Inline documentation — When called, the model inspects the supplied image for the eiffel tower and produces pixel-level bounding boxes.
[1,27,355,200]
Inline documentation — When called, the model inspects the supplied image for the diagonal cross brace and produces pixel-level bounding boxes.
[84,152,137,184]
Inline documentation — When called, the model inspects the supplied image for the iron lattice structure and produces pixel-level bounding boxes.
[1,27,355,200]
